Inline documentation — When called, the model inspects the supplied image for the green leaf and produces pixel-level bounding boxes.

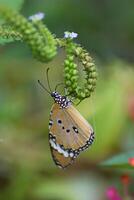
[101,150,134,169]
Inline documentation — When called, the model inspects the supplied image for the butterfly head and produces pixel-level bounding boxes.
[38,68,71,109]
[51,91,71,108]
[51,91,58,98]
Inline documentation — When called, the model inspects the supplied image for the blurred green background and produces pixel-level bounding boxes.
[0,0,134,200]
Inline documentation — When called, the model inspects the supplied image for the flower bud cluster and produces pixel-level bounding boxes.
[64,39,97,100]
[0,7,57,62]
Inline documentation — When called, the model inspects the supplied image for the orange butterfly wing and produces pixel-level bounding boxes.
[50,148,74,169]
[49,103,94,168]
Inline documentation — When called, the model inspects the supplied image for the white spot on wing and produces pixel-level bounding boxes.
[50,139,57,149]
[70,152,74,157]
[49,139,69,157]
[64,151,69,157]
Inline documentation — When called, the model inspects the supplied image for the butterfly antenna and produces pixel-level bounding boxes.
[38,80,51,95]
[46,68,52,93]
[55,83,64,91]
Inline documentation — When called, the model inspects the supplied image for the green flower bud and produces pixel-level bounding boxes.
[0,6,57,62]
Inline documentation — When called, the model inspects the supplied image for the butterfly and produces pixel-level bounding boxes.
[38,69,95,169]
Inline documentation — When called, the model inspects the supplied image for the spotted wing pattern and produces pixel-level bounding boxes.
[49,103,95,168]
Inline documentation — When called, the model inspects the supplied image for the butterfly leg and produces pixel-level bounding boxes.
[75,99,82,106]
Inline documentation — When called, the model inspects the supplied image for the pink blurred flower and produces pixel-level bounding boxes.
[106,174,133,200]
[128,157,134,167]
[106,187,122,200]
[113,197,122,200]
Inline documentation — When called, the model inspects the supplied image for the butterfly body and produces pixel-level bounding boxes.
[51,91,71,108]
[49,91,95,169]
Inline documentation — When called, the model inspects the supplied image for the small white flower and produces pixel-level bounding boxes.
[64,31,78,39]
[29,12,45,21]
[70,32,78,38]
